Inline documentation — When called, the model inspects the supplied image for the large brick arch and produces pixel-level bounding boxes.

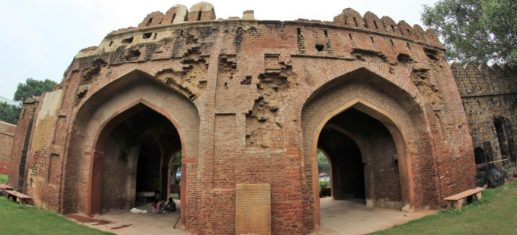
[62,70,200,223]
[301,68,437,229]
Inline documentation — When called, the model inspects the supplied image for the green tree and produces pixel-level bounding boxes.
[422,0,517,63]
[317,150,330,174]
[14,78,58,102]
[172,151,182,181]
[0,102,21,124]
[0,78,57,124]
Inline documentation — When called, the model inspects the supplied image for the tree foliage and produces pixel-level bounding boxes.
[0,78,57,124]
[14,78,58,102]
[319,179,329,190]
[172,151,182,168]
[0,102,21,124]
[422,0,517,63]
[172,151,182,182]
[317,150,330,174]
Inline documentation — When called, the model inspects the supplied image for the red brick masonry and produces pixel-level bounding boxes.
[5,2,502,234]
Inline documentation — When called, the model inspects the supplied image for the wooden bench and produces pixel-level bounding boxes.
[444,187,485,209]
[6,190,32,204]
[0,184,13,195]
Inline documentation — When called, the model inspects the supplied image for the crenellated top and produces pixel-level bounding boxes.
[332,8,440,46]
[450,62,517,74]
[116,3,438,45]
[452,63,517,97]
[137,2,216,29]
[76,2,444,59]
[137,4,191,27]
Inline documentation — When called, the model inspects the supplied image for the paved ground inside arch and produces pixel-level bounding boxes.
[314,197,436,235]
[67,199,189,235]
[68,198,435,235]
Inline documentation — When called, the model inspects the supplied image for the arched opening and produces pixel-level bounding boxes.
[311,104,414,234]
[318,108,401,208]
[301,68,436,232]
[93,104,182,213]
[63,70,200,232]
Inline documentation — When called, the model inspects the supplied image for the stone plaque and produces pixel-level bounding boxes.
[236,184,271,235]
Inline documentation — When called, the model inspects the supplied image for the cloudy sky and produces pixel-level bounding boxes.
[0,0,440,99]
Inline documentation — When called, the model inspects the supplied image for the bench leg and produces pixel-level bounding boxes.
[475,192,482,200]
[455,198,464,209]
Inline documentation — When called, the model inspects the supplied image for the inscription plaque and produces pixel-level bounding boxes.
[236,184,271,235]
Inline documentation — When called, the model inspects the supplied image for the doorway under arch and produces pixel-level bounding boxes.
[62,70,200,230]
[317,107,402,208]
[92,104,182,213]
[300,68,440,231]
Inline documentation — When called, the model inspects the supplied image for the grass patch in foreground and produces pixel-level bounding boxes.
[0,196,112,235]
[372,180,517,235]
[0,174,7,184]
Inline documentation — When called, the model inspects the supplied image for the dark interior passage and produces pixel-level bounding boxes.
[100,105,181,212]
[136,139,162,199]
[318,107,402,208]
[319,130,365,200]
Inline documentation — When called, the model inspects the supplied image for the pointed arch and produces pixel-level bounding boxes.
[301,67,437,230]
[62,69,199,224]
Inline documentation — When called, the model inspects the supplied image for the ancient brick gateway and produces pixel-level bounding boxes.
[4,2,500,234]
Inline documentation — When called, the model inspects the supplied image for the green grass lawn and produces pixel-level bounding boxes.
[373,179,517,235]
[0,173,111,235]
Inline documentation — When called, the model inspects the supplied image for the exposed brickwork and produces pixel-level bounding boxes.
[7,98,38,190]
[452,64,517,173]
[6,3,481,234]
[0,121,16,174]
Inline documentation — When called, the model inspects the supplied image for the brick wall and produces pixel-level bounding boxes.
[7,3,479,234]
[0,121,16,174]
[23,90,63,209]
[8,98,38,190]
[452,64,517,168]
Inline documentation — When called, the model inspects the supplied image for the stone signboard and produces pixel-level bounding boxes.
[236,183,271,235]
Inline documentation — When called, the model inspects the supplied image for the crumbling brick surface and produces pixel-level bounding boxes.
[0,121,16,174]
[7,98,39,190]
[6,3,482,234]
[452,64,517,168]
